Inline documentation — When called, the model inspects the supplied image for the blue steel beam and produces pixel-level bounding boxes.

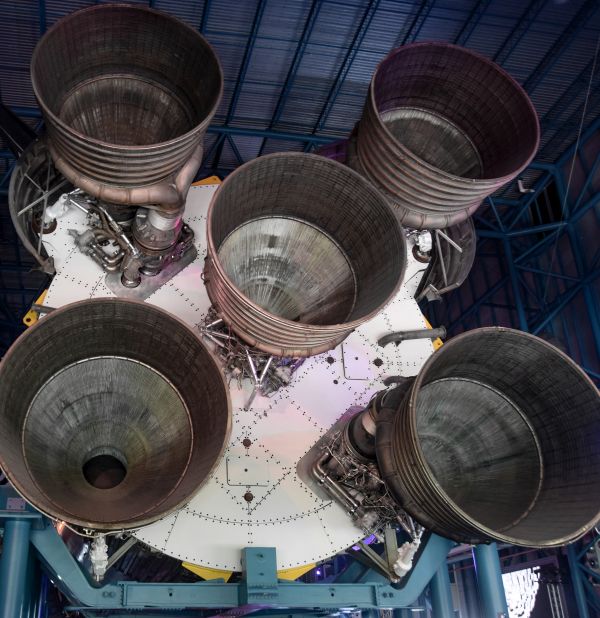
[209,123,337,146]
[479,248,503,324]
[530,268,600,335]
[566,216,600,358]
[212,0,268,169]
[522,0,599,94]
[199,0,212,34]
[541,91,600,164]
[567,544,591,618]
[513,228,565,264]
[0,519,33,618]
[3,116,341,150]
[507,171,554,231]
[447,276,510,331]
[478,222,567,239]
[486,198,506,232]
[516,265,579,283]
[429,565,454,618]
[572,190,600,225]
[472,544,509,618]
[226,135,245,167]
[503,238,529,330]
[473,213,499,231]
[257,0,323,157]
[581,577,600,614]
[539,57,597,132]
[493,0,547,65]
[453,0,492,47]
[516,269,544,308]
[573,151,600,213]
[38,0,47,35]
[223,0,267,125]
[395,0,437,47]
[311,0,379,136]
[26,523,453,612]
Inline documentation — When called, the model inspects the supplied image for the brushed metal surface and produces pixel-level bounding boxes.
[0,298,231,530]
[355,43,540,229]
[417,378,542,532]
[30,4,222,206]
[381,108,483,180]
[205,153,407,357]
[379,327,600,547]
[218,217,356,324]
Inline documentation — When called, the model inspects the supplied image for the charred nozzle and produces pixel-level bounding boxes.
[204,153,407,357]
[30,4,223,209]
[353,43,540,229]
[0,299,231,530]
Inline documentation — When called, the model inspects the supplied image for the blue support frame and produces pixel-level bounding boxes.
[429,564,454,618]
[310,0,379,138]
[0,486,455,615]
[472,544,509,618]
[257,0,323,157]
[453,0,491,47]
[396,0,437,47]
[567,544,592,618]
[492,0,547,65]
[210,0,268,170]
[431,117,600,389]
[521,0,598,94]
[0,519,33,618]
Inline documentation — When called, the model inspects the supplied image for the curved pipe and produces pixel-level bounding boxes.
[31,5,222,211]
[378,327,446,347]
[49,142,203,212]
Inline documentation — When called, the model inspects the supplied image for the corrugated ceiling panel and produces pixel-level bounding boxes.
[259,0,311,41]
[46,0,92,25]
[225,134,263,163]
[538,0,589,24]
[233,81,284,129]
[242,40,299,90]
[206,33,252,86]
[0,69,36,108]
[307,1,365,47]
[205,0,260,36]
[355,3,407,54]
[413,9,465,42]
[482,1,529,20]
[319,89,365,133]
[0,0,598,165]
[261,138,306,155]
[152,0,203,28]
[215,137,239,169]
[456,19,514,58]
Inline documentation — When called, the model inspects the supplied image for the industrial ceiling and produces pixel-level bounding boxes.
[2,0,599,376]
[0,0,599,178]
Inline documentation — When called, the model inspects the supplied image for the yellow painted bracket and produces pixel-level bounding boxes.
[23,290,48,327]
[276,563,316,580]
[192,175,222,186]
[424,317,444,350]
[182,561,316,582]
[182,563,233,582]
